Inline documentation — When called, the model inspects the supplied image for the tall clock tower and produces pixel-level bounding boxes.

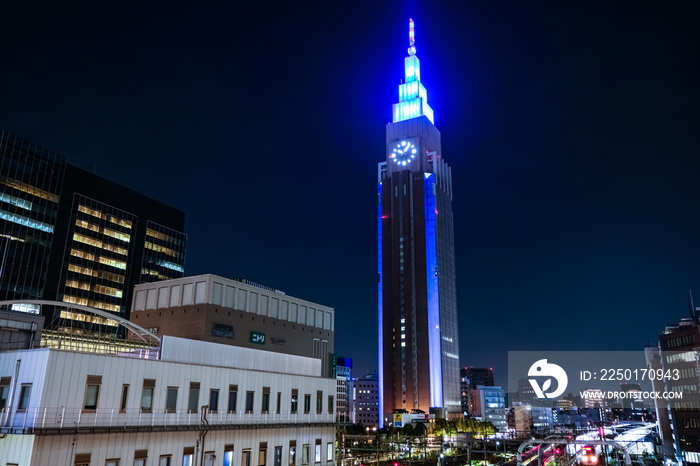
[378,19,461,425]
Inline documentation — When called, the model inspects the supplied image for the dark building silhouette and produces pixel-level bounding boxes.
[378,20,461,425]
[0,130,186,332]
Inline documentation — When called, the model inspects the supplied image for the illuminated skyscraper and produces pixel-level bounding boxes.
[378,20,461,425]
[0,130,186,332]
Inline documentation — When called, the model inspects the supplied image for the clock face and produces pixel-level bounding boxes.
[391,140,417,166]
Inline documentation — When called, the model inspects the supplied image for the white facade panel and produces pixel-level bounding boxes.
[134,290,146,311]
[195,280,207,304]
[225,285,236,308]
[0,434,35,465]
[237,289,247,310]
[183,283,194,305]
[212,281,223,306]
[170,284,182,307]
[146,288,157,310]
[157,287,169,308]
[260,295,269,316]
[270,297,279,318]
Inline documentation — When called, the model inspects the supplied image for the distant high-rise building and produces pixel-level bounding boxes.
[648,314,700,464]
[514,405,553,437]
[472,385,507,431]
[0,131,186,331]
[581,388,605,409]
[378,19,461,425]
[460,367,495,415]
[353,371,380,427]
[337,357,353,423]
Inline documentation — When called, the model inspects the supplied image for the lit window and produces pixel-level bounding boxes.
[70,248,95,261]
[0,192,32,210]
[0,176,59,202]
[98,256,127,270]
[0,209,54,233]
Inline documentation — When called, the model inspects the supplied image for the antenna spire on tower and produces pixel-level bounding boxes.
[408,19,416,56]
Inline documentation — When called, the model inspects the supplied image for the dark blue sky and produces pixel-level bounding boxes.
[2,1,699,383]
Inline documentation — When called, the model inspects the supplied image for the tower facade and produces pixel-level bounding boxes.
[378,20,461,425]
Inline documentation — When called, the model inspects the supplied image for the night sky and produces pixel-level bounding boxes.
[2,1,700,384]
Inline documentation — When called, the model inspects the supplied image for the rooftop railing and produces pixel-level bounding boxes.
[0,407,335,434]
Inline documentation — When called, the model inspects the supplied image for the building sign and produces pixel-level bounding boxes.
[331,354,337,378]
[271,338,286,346]
[211,323,234,339]
[250,331,265,345]
[393,413,403,427]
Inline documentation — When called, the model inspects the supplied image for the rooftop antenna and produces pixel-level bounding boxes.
[688,289,696,322]
[408,18,416,56]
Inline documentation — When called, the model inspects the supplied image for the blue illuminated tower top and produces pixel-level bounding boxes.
[392,19,435,124]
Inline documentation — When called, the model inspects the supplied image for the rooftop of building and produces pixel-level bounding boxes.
[132,273,334,331]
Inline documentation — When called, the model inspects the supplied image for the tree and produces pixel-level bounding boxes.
[413,423,428,459]
[433,418,448,436]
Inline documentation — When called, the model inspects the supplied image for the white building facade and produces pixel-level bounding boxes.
[474,385,507,432]
[0,336,336,466]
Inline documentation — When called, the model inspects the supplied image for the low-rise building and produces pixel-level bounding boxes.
[0,335,336,466]
[129,274,335,377]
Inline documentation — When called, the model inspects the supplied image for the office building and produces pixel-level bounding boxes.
[460,367,494,415]
[648,314,700,464]
[336,357,352,424]
[0,131,186,331]
[472,385,507,431]
[0,335,335,466]
[645,346,675,459]
[514,404,553,437]
[129,274,335,377]
[353,371,380,427]
[581,388,605,409]
[378,19,461,425]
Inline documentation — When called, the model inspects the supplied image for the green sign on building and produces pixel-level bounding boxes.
[250,331,265,345]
